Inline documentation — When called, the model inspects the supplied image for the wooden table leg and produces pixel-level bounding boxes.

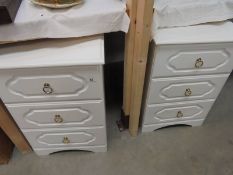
[0,100,32,154]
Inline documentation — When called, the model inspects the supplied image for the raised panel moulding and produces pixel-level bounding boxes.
[168,50,230,72]
[160,81,215,100]
[6,74,88,99]
[25,107,92,127]
[154,105,203,121]
[37,132,96,146]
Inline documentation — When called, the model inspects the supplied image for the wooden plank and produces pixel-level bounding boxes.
[0,128,14,164]
[129,0,154,136]
[0,100,32,154]
[123,0,137,116]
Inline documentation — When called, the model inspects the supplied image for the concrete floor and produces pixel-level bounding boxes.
[1,72,233,175]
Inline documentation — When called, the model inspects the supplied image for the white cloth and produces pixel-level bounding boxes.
[0,0,130,42]
[154,0,233,29]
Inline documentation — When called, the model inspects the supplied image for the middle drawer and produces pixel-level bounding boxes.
[6,100,105,129]
[148,74,229,104]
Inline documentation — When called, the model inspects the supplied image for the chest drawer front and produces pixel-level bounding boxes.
[22,127,106,149]
[148,74,229,104]
[0,66,104,103]
[143,100,214,125]
[6,100,105,129]
[152,44,233,77]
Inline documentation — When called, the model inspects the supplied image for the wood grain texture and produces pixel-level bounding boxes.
[0,128,14,164]
[123,0,137,116]
[0,100,32,154]
[129,0,154,136]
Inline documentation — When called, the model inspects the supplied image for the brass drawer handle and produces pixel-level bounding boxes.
[195,58,204,68]
[54,115,63,123]
[177,111,183,118]
[43,83,53,94]
[185,88,192,96]
[63,137,70,144]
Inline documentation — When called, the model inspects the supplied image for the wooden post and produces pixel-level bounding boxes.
[129,0,154,136]
[0,100,32,154]
[0,128,14,164]
[123,0,138,117]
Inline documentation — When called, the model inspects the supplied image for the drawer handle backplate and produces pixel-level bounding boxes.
[195,58,204,68]
[54,115,63,123]
[43,83,53,94]
[63,137,70,144]
[177,111,184,118]
[185,88,192,96]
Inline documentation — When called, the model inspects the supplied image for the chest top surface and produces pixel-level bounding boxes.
[155,21,233,45]
[0,35,104,70]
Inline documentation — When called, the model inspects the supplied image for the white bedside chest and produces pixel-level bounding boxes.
[142,21,233,132]
[0,36,107,155]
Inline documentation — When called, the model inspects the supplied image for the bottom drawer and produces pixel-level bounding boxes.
[142,99,215,125]
[22,127,107,149]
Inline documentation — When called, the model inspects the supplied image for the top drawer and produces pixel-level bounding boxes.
[152,43,233,77]
[0,66,104,103]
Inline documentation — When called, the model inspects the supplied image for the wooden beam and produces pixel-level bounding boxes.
[123,0,137,116]
[0,100,32,154]
[129,0,154,136]
[0,128,14,164]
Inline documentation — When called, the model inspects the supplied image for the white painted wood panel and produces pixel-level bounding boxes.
[6,100,105,129]
[0,35,104,69]
[143,99,214,125]
[0,66,104,103]
[152,43,233,77]
[155,21,233,45]
[148,74,229,104]
[22,127,107,149]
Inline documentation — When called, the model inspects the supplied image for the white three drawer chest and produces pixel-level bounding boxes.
[142,21,233,132]
[0,35,107,155]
